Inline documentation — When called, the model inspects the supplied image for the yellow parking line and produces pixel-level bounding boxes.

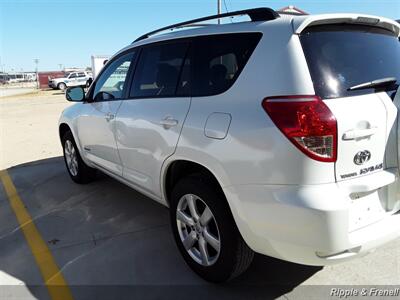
[0,170,73,300]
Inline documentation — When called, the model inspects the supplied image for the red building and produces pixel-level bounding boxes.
[38,71,65,89]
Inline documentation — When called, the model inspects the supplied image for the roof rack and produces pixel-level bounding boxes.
[133,7,280,43]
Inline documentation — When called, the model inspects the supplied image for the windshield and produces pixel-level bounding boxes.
[300,24,400,99]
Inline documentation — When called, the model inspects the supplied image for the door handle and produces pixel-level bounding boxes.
[160,116,178,129]
[342,127,377,140]
[105,112,115,122]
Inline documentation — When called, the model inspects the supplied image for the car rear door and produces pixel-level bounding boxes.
[76,72,87,86]
[300,24,400,182]
[115,41,191,198]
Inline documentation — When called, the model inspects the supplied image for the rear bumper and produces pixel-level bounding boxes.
[223,169,400,265]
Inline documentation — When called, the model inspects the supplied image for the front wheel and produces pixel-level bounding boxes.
[62,131,96,184]
[170,175,254,282]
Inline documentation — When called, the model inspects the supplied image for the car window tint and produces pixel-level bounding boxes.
[130,42,189,98]
[192,33,262,96]
[78,72,86,77]
[93,52,135,101]
[300,24,400,99]
[176,53,191,96]
[69,73,77,78]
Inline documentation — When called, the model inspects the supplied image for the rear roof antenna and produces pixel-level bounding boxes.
[217,0,221,24]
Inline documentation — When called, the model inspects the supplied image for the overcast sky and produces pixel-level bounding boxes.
[0,0,399,72]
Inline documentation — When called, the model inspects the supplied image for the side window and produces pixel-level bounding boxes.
[130,42,189,98]
[77,72,86,77]
[69,73,77,78]
[93,52,134,101]
[192,33,262,96]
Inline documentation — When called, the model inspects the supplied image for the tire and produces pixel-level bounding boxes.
[62,131,96,184]
[170,174,254,282]
[57,82,67,91]
[86,79,93,87]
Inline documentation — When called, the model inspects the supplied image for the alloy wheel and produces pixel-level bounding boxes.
[64,140,78,176]
[176,194,221,266]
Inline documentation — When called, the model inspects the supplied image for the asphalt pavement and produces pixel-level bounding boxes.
[0,157,399,299]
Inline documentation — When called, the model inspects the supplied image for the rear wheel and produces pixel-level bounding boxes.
[57,82,67,91]
[170,175,254,282]
[62,131,96,184]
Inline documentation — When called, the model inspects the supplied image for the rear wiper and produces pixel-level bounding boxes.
[348,77,398,91]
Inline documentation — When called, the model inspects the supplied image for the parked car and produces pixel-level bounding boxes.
[49,71,92,90]
[59,8,400,282]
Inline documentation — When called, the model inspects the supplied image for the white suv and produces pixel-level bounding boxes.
[59,8,400,282]
[49,71,92,90]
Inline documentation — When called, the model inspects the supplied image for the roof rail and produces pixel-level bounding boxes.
[133,7,280,43]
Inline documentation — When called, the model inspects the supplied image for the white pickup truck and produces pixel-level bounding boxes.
[48,71,93,90]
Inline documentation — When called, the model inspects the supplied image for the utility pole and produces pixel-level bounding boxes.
[217,0,221,24]
[34,58,39,89]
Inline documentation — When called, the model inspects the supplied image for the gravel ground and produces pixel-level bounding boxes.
[0,89,71,169]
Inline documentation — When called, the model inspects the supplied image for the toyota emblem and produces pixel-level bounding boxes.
[354,150,371,165]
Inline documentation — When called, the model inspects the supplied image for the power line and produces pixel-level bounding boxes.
[223,0,233,23]
[223,0,229,13]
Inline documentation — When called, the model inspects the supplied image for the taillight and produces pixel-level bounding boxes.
[262,95,337,162]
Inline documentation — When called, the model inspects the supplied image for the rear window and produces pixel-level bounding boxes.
[191,33,262,96]
[300,25,400,99]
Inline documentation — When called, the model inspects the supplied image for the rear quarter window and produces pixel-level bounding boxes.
[300,24,400,99]
[191,33,262,97]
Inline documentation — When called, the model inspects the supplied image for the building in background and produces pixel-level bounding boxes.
[63,67,87,73]
[38,71,65,89]
[0,72,36,83]
[91,55,110,79]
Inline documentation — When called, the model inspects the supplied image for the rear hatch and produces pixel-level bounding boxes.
[299,24,400,182]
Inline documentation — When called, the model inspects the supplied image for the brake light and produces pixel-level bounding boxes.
[262,95,337,162]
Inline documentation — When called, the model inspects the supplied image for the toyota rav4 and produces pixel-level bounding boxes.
[58,8,400,282]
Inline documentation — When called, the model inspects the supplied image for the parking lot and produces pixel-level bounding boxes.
[0,91,400,299]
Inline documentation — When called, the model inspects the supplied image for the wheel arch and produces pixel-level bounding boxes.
[162,158,256,261]
[59,123,71,142]
[163,159,227,208]
[59,121,93,168]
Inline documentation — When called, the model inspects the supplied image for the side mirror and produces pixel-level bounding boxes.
[66,87,85,102]
[94,91,115,101]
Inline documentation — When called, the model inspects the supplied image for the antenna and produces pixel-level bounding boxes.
[217,0,221,24]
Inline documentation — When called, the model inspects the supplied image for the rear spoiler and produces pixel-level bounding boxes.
[293,14,400,37]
